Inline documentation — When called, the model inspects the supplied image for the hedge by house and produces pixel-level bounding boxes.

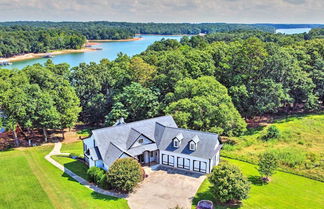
[106,158,144,193]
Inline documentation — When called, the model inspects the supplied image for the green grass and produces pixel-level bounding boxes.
[222,113,324,180]
[77,128,92,137]
[52,155,89,180]
[0,145,129,209]
[192,158,324,209]
[61,141,84,156]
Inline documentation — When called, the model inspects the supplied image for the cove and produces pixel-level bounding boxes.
[5,35,183,70]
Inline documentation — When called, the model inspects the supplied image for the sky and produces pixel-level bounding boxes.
[0,0,323,24]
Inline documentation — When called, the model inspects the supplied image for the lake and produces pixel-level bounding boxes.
[276,28,311,34]
[6,35,183,70]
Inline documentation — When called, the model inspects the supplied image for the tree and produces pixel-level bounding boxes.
[209,163,250,203]
[129,57,156,85]
[262,125,280,141]
[106,158,143,192]
[165,76,246,136]
[105,82,160,125]
[258,152,278,181]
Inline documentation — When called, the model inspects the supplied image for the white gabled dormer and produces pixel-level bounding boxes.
[173,133,183,148]
[189,135,200,151]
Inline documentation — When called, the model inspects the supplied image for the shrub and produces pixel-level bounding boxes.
[106,158,144,193]
[258,152,278,181]
[87,166,104,183]
[98,174,108,189]
[262,125,280,141]
[209,163,250,203]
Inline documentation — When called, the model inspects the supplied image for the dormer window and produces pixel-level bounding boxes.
[189,141,196,151]
[189,135,200,151]
[174,140,179,147]
[138,138,144,144]
[173,133,183,148]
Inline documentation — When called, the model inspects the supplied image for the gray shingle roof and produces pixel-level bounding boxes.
[157,126,220,159]
[127,143,158,156]
[90,115,221,168]
[91,116,177,167]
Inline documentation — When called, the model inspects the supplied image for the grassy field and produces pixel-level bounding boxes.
[52,155,89,180]
[222,113,324,180]
[61,140,84,156]
[192,158,324,209]
[0,145,129,209]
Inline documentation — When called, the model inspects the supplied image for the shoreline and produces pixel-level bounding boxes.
[1,34,186,63]
[89,37,143,42]
[0,48,95,63]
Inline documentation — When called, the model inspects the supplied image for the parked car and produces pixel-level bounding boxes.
[197,200,213,209]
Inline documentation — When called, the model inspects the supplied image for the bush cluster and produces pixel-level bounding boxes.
[106,158,144,193]
[87,166,108,189]
[262,125,280,141]
[209,162,250,203]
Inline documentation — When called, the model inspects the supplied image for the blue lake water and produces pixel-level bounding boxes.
[5,35,183,70]
[276,28,311,34]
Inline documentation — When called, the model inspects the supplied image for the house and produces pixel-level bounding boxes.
[83,116,222,173]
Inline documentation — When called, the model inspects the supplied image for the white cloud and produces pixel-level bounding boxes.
[0,0,322,23]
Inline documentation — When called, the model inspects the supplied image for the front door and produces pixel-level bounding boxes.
[138,154,144,163]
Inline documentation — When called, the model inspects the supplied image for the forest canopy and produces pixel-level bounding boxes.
[0,29,323,142]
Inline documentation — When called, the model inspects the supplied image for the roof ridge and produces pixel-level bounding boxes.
[163,126,218,136]
[93,115,173,133]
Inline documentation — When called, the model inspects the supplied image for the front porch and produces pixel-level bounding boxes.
[136,150,159,166]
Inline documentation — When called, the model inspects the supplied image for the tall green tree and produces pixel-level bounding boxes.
[165,76,246,136]
[105,82,160,125]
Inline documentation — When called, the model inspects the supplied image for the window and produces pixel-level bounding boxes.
[193,160,200,172]
[184,158,190,170]
[162,154,168,165]
[189,142,196,151]
[173,139,179,148]
[150,152,154,157]
[192,160,207,173]
[200,162,207,173]
[177,157,184,168]
[169,155,174,166]
[138,138,144,144]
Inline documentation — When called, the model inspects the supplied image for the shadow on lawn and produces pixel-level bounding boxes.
[192,189,241,209]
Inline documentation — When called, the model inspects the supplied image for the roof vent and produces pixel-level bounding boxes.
[113,117,126,126]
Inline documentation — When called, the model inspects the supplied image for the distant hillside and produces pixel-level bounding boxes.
[255,23,324,29]
[0,21,276,36]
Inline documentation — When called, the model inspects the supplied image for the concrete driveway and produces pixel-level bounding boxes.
[127,165,206,209]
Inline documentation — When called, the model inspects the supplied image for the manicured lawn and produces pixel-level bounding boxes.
[61,141,84,156]
[51,155,89,180]
[222,113,324,180]
[192,158,324,209]
[0,145,129,209]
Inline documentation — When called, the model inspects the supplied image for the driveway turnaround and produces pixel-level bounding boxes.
[128,166,206,209]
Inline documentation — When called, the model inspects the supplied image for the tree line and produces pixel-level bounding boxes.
[0,26,86,58]
[1,21,275,36]
[0,29,323,144]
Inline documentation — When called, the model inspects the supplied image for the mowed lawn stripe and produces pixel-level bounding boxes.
[193,158,324,209]
[227,159,324,209]
[0,145,129,209]
[0,150,54,209]
[23,146,82,209]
